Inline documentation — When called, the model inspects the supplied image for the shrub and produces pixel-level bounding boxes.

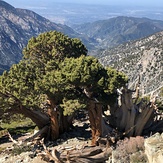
[112,136,147,163]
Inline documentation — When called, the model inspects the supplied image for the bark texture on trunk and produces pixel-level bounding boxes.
[47,99,73,140]
[16,105,49,129]
[88,100,103,145]
[11,99,73,141]
[48,108,60,140]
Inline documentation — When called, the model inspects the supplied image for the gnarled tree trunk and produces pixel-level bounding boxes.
[16,105,50,130]
[47,107,73,140]
[87,86,163,146]
[88,99,103,145]
[46,99,74,140]
[11,100,74,141]
[109,87,162,137]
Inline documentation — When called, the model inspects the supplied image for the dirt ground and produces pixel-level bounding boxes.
[0,112,93,162]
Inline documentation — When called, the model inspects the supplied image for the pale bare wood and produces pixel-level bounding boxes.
[40,144,111,163]
[134,104,155,136]
[108,86,159,138]
[117,88,136,135]
[125,105,137,136]
[25,125,49,142]
[134,75,141,104]
[40,139,62,163]
[7,131,19,144]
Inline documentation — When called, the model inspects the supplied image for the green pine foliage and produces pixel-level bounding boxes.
[23,31,87,63]
[0,30,128,119]
[61,98,86,116]
[106,67,128,94]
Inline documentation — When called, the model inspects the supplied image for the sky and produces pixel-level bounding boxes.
[4,0,163,7]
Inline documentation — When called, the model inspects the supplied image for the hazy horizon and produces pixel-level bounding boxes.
[4,0,163,7]
[3,0,163,25]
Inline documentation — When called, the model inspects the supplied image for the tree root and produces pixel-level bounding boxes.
[40,141,112,163]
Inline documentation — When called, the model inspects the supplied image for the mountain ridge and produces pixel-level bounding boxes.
[74,16,163,49]
[0,1,163,99]
[0,0,93,73]
[99,31,163,98]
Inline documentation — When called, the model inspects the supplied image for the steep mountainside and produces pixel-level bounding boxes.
[0,0,93,74]
[74,16,163,49]
[99,31,163,97]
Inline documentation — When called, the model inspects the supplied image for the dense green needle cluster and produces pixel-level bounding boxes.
[0,31,127,119]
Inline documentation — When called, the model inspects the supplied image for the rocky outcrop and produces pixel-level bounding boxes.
[99,31,163,98]
[145,133,163,163]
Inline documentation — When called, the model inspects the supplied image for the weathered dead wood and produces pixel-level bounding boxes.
[134,103,155,136]
[117,88,136,136]
[40,139,61,163]
[75,146,102,157]
[119,89,133,131]
[109,86,160,138]
[40,143,111,163]
[87,149,110,162]
[60,146,102,158]
[101,116,112,137]
[7,131,19,144]
[73,158,93,163]
[125,105,136,136]
[67,147,111,162]
[25,125,49,142]
[133,75,141,104]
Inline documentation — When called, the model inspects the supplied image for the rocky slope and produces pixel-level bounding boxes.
[74,16,163,49]
[1,121,162,163]
[99,31,163,97]
[0,1,93,74]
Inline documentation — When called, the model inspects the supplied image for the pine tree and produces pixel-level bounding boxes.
[0,31,127,142]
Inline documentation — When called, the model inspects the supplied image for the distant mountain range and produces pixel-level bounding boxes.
[0,0,93,74]
[99,31,163,97]
[74,16,163,49]
[0,0,163,97]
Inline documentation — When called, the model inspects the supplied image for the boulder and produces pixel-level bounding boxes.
[145,133,163,163]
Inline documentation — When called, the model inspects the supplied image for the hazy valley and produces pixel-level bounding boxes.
[13,2,163,26]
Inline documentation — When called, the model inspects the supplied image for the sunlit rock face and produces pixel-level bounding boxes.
[145,133,163,163]
[99,31,163,98]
